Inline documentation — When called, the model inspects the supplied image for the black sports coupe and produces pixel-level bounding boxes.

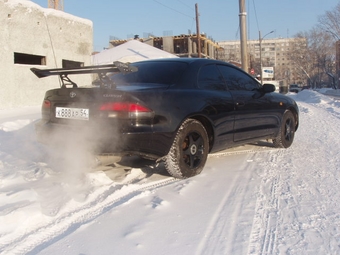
[31,58,299,178]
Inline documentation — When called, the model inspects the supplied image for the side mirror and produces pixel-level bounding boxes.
[262,84,275,93]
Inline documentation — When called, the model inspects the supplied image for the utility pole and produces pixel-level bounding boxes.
[239,0,248,72]
[195,3,201,58]
[48,0,64,11]
[259,30,263,84]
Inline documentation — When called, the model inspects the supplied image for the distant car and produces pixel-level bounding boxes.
[301,86,310,91]
[289,84,302,93]
[31,58,299,179]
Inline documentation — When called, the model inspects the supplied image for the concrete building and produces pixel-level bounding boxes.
[218,37,307,85]
[0,0,93,109]
[109,34,222,59]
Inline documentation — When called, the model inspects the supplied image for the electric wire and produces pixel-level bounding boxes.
[152,0,194,19]
[252,0,260,32]
[152,0,195,35]
[176,0,194,11]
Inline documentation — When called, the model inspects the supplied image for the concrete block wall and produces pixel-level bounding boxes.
[0,0,93,109]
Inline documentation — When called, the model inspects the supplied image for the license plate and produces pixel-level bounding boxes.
[55,107,89,120]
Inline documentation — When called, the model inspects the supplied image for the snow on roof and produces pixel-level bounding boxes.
[92,40,179,65]
[4,0,92,26]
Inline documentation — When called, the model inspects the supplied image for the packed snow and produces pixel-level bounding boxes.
[0,89,340,255]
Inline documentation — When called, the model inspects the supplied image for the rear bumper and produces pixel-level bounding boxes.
[35,120,174,160]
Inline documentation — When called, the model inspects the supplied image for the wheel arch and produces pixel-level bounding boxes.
[189,115,214,153]
[287,106,299,131]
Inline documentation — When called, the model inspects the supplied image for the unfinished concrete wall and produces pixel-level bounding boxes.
[162,36,174,54]
[0,0,93,109]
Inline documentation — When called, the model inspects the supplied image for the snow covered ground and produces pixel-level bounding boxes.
[0,89,340,255]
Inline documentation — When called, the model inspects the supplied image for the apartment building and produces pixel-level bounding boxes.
[218,37,307,85]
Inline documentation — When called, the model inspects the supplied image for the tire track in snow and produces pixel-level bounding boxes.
[0,172,176,255]
[195,152,262,255]
[0,142,279,254]
[247,99,340,255]
[247,150,284,255]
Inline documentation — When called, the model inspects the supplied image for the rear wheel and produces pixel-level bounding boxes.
[273,110,296,148]
[165,119,209,179]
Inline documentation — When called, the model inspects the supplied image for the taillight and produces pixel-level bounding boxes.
[99,102,154,119]
[41,99,51,119]
[42,100,51,109]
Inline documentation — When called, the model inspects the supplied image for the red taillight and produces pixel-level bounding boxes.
[100,102,151,112]
[42,100,51,109]
[128,104,150,112]
[99,102,154,119]
[41,100,51,119]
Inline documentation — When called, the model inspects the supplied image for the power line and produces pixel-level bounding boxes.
[153,0,194,19]
[175,1,196,35]
[176,0,194,11]
[252,0,260,32]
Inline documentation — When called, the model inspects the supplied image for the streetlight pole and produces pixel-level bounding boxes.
[239,0,248,72]
[259,30,274,84]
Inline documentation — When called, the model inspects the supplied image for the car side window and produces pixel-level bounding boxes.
[217,65,260,91]
[110,62,187,85]
[198,64,227,91]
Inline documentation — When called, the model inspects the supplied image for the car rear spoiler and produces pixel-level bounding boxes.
[30,61,138,88]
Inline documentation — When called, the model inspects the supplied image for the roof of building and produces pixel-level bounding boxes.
[92,39,178,65]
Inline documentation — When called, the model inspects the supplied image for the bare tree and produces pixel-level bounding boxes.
[290,27,335,89]
[318,2,340,40]
[318,2,340,88]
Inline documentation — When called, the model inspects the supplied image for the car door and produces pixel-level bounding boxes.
[197,64,235,150]
[217,64,279,142]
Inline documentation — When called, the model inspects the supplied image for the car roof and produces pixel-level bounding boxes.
[134,57,236,67]
[130,58,253,88]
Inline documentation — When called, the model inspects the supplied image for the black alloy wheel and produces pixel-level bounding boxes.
[165,119,209,179]
[273,110,295,148]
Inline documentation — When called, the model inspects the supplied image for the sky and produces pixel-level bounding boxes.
[30,0,339,52]
[1,88,340,254]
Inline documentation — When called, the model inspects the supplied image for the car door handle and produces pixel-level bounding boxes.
[236,101,245,107]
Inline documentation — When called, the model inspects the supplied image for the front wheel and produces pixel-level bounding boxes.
[165,119,209,179]
[273,110,296,148]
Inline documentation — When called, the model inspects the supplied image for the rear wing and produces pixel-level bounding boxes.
[30,61,138,88]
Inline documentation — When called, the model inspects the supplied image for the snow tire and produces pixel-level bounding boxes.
[165,119,208,179]
[273,110,296,148]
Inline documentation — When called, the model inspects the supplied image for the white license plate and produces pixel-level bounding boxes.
[55,107,89,120]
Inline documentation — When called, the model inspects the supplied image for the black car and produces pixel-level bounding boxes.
[289,84,302,93]
[31,58,299,179]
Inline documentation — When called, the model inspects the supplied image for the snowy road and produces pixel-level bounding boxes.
[1,91,340,254]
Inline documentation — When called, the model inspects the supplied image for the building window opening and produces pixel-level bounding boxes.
[14,52,46,65]
[62,59,84,68]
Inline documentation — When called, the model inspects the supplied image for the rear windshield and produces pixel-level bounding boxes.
[110,61,187,85]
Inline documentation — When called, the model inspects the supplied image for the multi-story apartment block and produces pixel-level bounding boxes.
[218,37,307,85]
